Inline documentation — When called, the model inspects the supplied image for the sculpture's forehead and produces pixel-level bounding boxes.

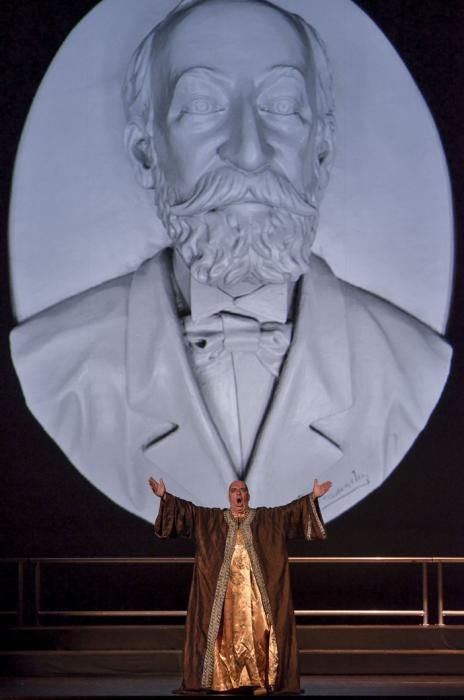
[158,1,309,80]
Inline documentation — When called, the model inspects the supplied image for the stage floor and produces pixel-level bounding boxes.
[1,676,464,697]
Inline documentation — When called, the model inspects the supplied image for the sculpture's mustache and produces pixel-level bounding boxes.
[169,168,316,218]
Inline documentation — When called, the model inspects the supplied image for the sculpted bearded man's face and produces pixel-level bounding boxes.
[125,0,334,292]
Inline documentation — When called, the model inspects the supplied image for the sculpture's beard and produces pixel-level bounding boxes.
[153,165,319,288]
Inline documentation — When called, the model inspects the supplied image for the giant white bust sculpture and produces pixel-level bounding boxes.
[10,0,452,523]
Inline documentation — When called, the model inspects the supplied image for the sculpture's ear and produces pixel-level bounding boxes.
[124,122,157,189]
[313,117,335,203]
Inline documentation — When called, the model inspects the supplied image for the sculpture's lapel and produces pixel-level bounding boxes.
[247,256,353,499]
[126,251,236,496]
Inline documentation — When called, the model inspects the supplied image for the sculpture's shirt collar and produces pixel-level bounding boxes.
[173,250,291,323]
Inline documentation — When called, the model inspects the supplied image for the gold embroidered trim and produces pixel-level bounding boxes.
[201,509,255,688]
[307,493,327,540]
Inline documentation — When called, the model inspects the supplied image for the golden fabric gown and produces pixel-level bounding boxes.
[212,527,278,692]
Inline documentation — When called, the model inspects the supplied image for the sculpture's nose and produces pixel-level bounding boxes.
[218,101,273,173]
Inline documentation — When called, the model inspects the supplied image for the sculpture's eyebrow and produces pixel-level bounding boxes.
[171,66,231,90]
[256,65,307,91]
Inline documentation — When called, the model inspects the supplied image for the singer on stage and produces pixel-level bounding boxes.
[149,476,332,695]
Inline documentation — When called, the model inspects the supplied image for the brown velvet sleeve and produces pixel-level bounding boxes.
[154,492,196,539]
[280,492,328,541]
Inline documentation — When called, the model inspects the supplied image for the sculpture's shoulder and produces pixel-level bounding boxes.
[10,267,137,404]
[312,255,452,375]
[303,257,452,475]
[10,252,169,349]
[11,271,131,355]
[10,252,173,409]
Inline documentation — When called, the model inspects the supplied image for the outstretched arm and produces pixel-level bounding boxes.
[149,476,195,539]
[279,478,332,540]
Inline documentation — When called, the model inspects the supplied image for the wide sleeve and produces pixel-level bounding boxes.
[280,492,327,541]
[154,492,196,539]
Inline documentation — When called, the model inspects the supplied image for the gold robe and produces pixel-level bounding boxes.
[212,526,279,691]
[155,492,327,694]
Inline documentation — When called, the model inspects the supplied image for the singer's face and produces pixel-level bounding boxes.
[229,481,250,513]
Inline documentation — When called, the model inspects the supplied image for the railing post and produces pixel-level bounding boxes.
[17,561,25,627]
[422,562,429,626]
[437,562,444,626]
[34,561,41,626]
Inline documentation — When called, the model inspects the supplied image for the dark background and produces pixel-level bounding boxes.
[1,0,464,565]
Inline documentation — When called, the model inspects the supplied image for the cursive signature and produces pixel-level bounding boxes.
[320,469,370,510]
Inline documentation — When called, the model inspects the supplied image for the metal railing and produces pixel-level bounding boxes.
[1,557,463,627]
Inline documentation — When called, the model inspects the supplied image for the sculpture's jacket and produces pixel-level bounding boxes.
[155,490,327,693]
[10,251,452,521]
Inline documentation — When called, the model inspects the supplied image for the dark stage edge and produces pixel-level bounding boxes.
[1,676,464,697]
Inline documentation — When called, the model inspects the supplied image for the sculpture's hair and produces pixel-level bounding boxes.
[122,0,335,160]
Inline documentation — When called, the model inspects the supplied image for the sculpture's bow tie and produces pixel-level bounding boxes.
[184,313,292,377]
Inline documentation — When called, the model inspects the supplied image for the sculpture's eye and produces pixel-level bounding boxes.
[260,97,301,116]
[184,97,224,115]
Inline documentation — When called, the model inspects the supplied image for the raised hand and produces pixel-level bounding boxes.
[148,476,166,499]
[313,478,332,499]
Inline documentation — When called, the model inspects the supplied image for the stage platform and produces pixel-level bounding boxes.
[1,675,464,697]
[2,624,464,696]
[2,626,464,676]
